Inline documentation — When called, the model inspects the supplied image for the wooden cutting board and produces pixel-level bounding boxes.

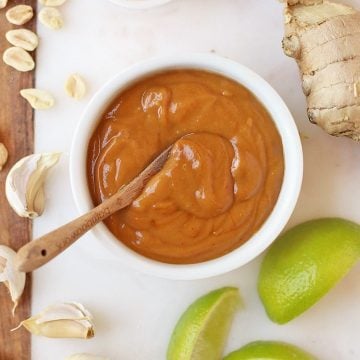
[0,0,36,359]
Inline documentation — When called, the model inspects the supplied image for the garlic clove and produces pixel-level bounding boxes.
[17,302,95,339]
[0,256,7,272]
[32,186,45,216]
[0,245,26,314]
[22,318,94,339]
[5,153,61,218]
[65,354,109,360]
[37,302,92,323]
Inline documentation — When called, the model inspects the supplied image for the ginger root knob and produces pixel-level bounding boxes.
[282,0,360,141]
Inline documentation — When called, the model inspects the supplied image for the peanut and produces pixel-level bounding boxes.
[39,0,67,6]
[20,89,55,110]
[3,47,35,72]
[6,29,39,52]
[6,5,33,26]
[38,7,64,30]
[0,0,8,10]
[65,74,87,100]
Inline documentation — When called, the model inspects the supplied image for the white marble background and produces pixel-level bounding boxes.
[33,0,360,359]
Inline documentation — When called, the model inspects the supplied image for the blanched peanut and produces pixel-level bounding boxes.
[6,5,33,25]
[0,0,8,10]
[65,74,87,100]
[3,47,35,72]
[6,29,39,52]
[39,0,67,6]
[20,89,55,110]
[38,7,64,30]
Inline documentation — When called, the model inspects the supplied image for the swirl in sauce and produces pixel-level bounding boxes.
[87,70,284,264]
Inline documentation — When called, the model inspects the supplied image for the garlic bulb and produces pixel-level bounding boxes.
[0,245,26,314]
[16,302,95,338]
[5,152,61,218]
[65,354,109,360]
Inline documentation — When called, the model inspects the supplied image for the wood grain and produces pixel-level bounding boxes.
[0,0,36,359]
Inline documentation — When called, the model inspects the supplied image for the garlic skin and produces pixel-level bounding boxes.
[17,302,95,339]
[65,354,109,360]
[5,153,61,218]
[0,245,26,314]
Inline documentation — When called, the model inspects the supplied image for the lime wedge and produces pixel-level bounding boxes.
[224,341,317,360]
[258,218,360,324]
[167,287,242,360]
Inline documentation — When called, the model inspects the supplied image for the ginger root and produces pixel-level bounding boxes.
[282,0,360,140]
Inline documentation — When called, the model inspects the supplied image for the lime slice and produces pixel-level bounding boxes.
[224,341,317,360]
[258,218,360,324]
[167,287,242,360]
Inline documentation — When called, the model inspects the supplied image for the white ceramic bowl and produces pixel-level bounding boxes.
[70,53,303,280]
[108,0,174,9]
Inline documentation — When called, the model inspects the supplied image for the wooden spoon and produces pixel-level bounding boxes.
[15,146,172,273]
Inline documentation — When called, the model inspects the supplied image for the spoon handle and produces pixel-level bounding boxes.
[14,146,171,273]
[15,193,124,273]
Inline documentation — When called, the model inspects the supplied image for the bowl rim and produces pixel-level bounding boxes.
[70,53,303,280]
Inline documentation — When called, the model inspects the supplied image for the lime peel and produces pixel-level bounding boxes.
[258,218,360,324]
[224,340,317,360]
[167,287,242,360]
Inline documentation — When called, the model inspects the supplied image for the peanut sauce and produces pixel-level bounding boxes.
[87,70,284,264]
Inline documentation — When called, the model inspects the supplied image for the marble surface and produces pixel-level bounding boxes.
[33,0,360,359]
